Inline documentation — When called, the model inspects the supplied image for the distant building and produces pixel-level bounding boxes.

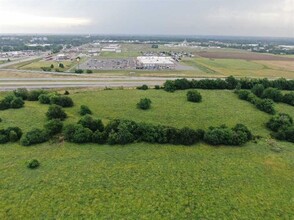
[101,44,121,53]
[136,56,175,70]
[56,54,68,61]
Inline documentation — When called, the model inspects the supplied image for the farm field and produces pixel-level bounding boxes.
[0,88,294,219]
[182,57,294,78]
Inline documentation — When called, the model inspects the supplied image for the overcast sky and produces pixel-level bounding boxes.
[0,0,293,37]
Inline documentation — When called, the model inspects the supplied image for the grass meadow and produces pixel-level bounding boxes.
[1,89,294,219]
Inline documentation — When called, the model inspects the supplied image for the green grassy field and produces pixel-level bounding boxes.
[1,89,294,219]
[182,58,294,78]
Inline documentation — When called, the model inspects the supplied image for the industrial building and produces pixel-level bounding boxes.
[136,56,175,70]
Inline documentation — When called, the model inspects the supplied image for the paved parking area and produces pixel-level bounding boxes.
[80,58,136,70]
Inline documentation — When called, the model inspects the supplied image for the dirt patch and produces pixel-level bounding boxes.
[196,51,294,61]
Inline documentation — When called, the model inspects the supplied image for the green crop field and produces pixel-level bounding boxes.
[1,89,294,219]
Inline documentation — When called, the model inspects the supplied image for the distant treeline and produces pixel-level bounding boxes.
[163,77,294,92]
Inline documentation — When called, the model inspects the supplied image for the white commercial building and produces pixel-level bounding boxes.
[136,56,175,70]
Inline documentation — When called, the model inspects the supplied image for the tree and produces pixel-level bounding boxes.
[59,63,64,68]
[78,115,104,132]
[137,98,152,110]
[187,90,202,103]
[251,84,265,97]
[50,64,54,69]
[44,119,63,136]
[79,105,92,116]
[46,105,67,120]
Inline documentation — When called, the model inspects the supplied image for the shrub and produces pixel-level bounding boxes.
[20,129,49,146]
[137,98,152,110]
[178,127,202,145]
[64,90,70,95]
[79,105,92,116]
[6,127,23,141]
[154,85,161,90]
[63,124,93,143]
[75,69,84,74]
[137,84,149,90]
[50,95,74,107]
[10,97,24,109]
[86,69,93,74]
[44,119,63,136]
[59,63,64,68]
[274,126,294,143]
[108,126,135,145]
[204,125,251,146]
[256,99,275,114]
[262,87,283,102]
[27,90,47,101]
[237,90,251,100]
[251,84,265,97]
[0,99,10,110]
[164,80,176,92]
[266,113,293,132]
[92,131,108,144]
[27,159,40,169]
[233,124,253,140]
[46,105,67,120]
[14,88,29,100]
[38,94,51,104]
[187,90,202,103]
[0,129,9,144]
[282,92,294,106]
[225,76,238,89]
[78,115,104,132]
[174,78,191,90]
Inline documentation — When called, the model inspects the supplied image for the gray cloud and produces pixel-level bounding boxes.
[0,0,293,37]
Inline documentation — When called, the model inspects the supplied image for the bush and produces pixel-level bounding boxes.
[44,119,63,136]
[14,88,29,100]
[187,90,202,103]
[79,105,92,116]
[64,90,70,95]
[237,90,251,100]
[233,124,253,140]
[78,115,104,132]
[46,105,67,120]
[262,87,283,102]
[204,125,251,146]
[27,159,40,169]
[164,80,176,92]
[251,84,264,97]
[63,124,93,143]
[20,129,49,146]
[92,131,108,144]
[256,99,275,114]
[174,78,191,90]
[27,90,47,101]
[75,69,84,74]
[59,63,64,68]
[86,69,93,74]
[178,127,202,145]
[154,85,161,90]
[282,92,294,106]
[137,98,152,110]
[50,95,74,107]
[6,127,23,141]
[266,113,293,132]
[0,129,9,144]
[137,84,149,90]
[0,99,10,110]
[10,97,24,109]
[38,94,51,104]
[108,125,135,145]
[275,126,294,143]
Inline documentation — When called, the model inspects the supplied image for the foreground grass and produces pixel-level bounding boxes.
[1,141,293,219]
[1,89,294,219]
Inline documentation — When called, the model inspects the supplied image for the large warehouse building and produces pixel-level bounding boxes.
[136,56,175,70]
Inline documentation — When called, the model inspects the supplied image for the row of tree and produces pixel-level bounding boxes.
[251,84,294,106]
[163,77,294,92]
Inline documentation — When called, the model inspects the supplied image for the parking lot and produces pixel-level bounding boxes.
[80,58,136,70]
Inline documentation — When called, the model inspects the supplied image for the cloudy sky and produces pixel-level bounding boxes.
[0,0,293,37]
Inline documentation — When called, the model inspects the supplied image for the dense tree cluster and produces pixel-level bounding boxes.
[163,77,294,92]
[63,117,251,146]
[237,90,276,114]
[0,95,24,110]
[38,93,74,107]
[21,129,49,146]
[0,127,23,144]
[267,113,294,143]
